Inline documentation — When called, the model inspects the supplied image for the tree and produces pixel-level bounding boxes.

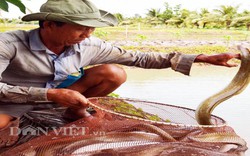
[114,13,124,24]
[193,9,223,29]
[147,8,161,19]
[146,8,163,25]
[186,9,210,28]
[160,2,173,22]
[0,0,26,13]
[213,5,239,29]
[165,8,191,28]
[173,4,182,17]
[165,18,182,27]
[230,10,250,30]
[183,11,200,28]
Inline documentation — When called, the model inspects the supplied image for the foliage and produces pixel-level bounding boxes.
[93,29,109,40]
[114,13,124,23]
[121,4,249,30]
[230,15,250,30]
[0,0,26,13]
[223,35,233,47]
[108,93,120,98]
[0,1,250,30]
[213,5,239,29]
[161,2,173,21]
[135,34,147,43]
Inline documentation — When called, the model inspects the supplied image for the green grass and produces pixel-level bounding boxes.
[94,27,250,41]
[0,24,37,32]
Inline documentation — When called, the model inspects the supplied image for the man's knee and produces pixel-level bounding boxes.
[101,64,127,85]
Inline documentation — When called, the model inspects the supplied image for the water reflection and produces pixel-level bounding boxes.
[115,65,250,154]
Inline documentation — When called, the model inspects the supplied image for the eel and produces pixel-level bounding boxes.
[19,130,165,155]
[195,45,250,125]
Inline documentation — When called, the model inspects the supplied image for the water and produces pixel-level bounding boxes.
[115,65,250,155]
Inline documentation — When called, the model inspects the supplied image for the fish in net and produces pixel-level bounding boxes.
[0,97,247,156]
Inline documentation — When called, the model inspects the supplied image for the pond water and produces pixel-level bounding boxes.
[115,65,250,155]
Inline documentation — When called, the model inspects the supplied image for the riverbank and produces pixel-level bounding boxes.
[1,24,250,54]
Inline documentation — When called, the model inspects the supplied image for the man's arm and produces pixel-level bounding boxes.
[87,38,240,76]
[194,53,241,67]
[0,82,48,103]
[87,38,197,75]
[0,42,48,103]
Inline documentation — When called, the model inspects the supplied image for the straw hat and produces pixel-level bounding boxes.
[22,0,118,27]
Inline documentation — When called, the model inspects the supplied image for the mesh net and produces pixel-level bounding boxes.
[86,97,226,127]
[1,97,247,155]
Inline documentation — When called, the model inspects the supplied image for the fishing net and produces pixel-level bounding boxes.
[0,97,247,156]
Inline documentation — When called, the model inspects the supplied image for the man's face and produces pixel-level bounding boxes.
[49,22,95,46]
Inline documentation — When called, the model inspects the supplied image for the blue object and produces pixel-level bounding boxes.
[56,68,84,88]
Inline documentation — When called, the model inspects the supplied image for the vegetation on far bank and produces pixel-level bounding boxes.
[1,1,250,31]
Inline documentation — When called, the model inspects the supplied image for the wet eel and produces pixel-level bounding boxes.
[196,45,250,125]
[19,129,166,155]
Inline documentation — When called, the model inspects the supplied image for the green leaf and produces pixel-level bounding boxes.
[6,0,26,13]
[0,0,9,12]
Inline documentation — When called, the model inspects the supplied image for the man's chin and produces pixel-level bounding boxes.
[66,43,77,46]
[68,41,82,45]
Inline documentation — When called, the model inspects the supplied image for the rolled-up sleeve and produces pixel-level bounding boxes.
[170,52,197,75]
[0,84,48,103]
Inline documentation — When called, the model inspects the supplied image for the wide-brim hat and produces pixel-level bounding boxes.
[22,0,118,27]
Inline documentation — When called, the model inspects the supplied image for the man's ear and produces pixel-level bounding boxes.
[43,21,55,29]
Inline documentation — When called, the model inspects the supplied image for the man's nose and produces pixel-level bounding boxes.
[80,27,95,38]
[80,32,90,38]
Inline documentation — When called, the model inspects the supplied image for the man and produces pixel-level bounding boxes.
[0,0,240,144]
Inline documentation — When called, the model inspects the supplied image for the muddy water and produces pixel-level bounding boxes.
[115,65,250,154]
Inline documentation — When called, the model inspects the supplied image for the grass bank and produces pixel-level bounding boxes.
[1,24,249,55]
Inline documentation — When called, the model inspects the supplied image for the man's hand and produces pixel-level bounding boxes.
[47,88,89,109]
[195,53,241,67]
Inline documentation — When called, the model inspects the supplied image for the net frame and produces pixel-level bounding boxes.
[87,97,227,128]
